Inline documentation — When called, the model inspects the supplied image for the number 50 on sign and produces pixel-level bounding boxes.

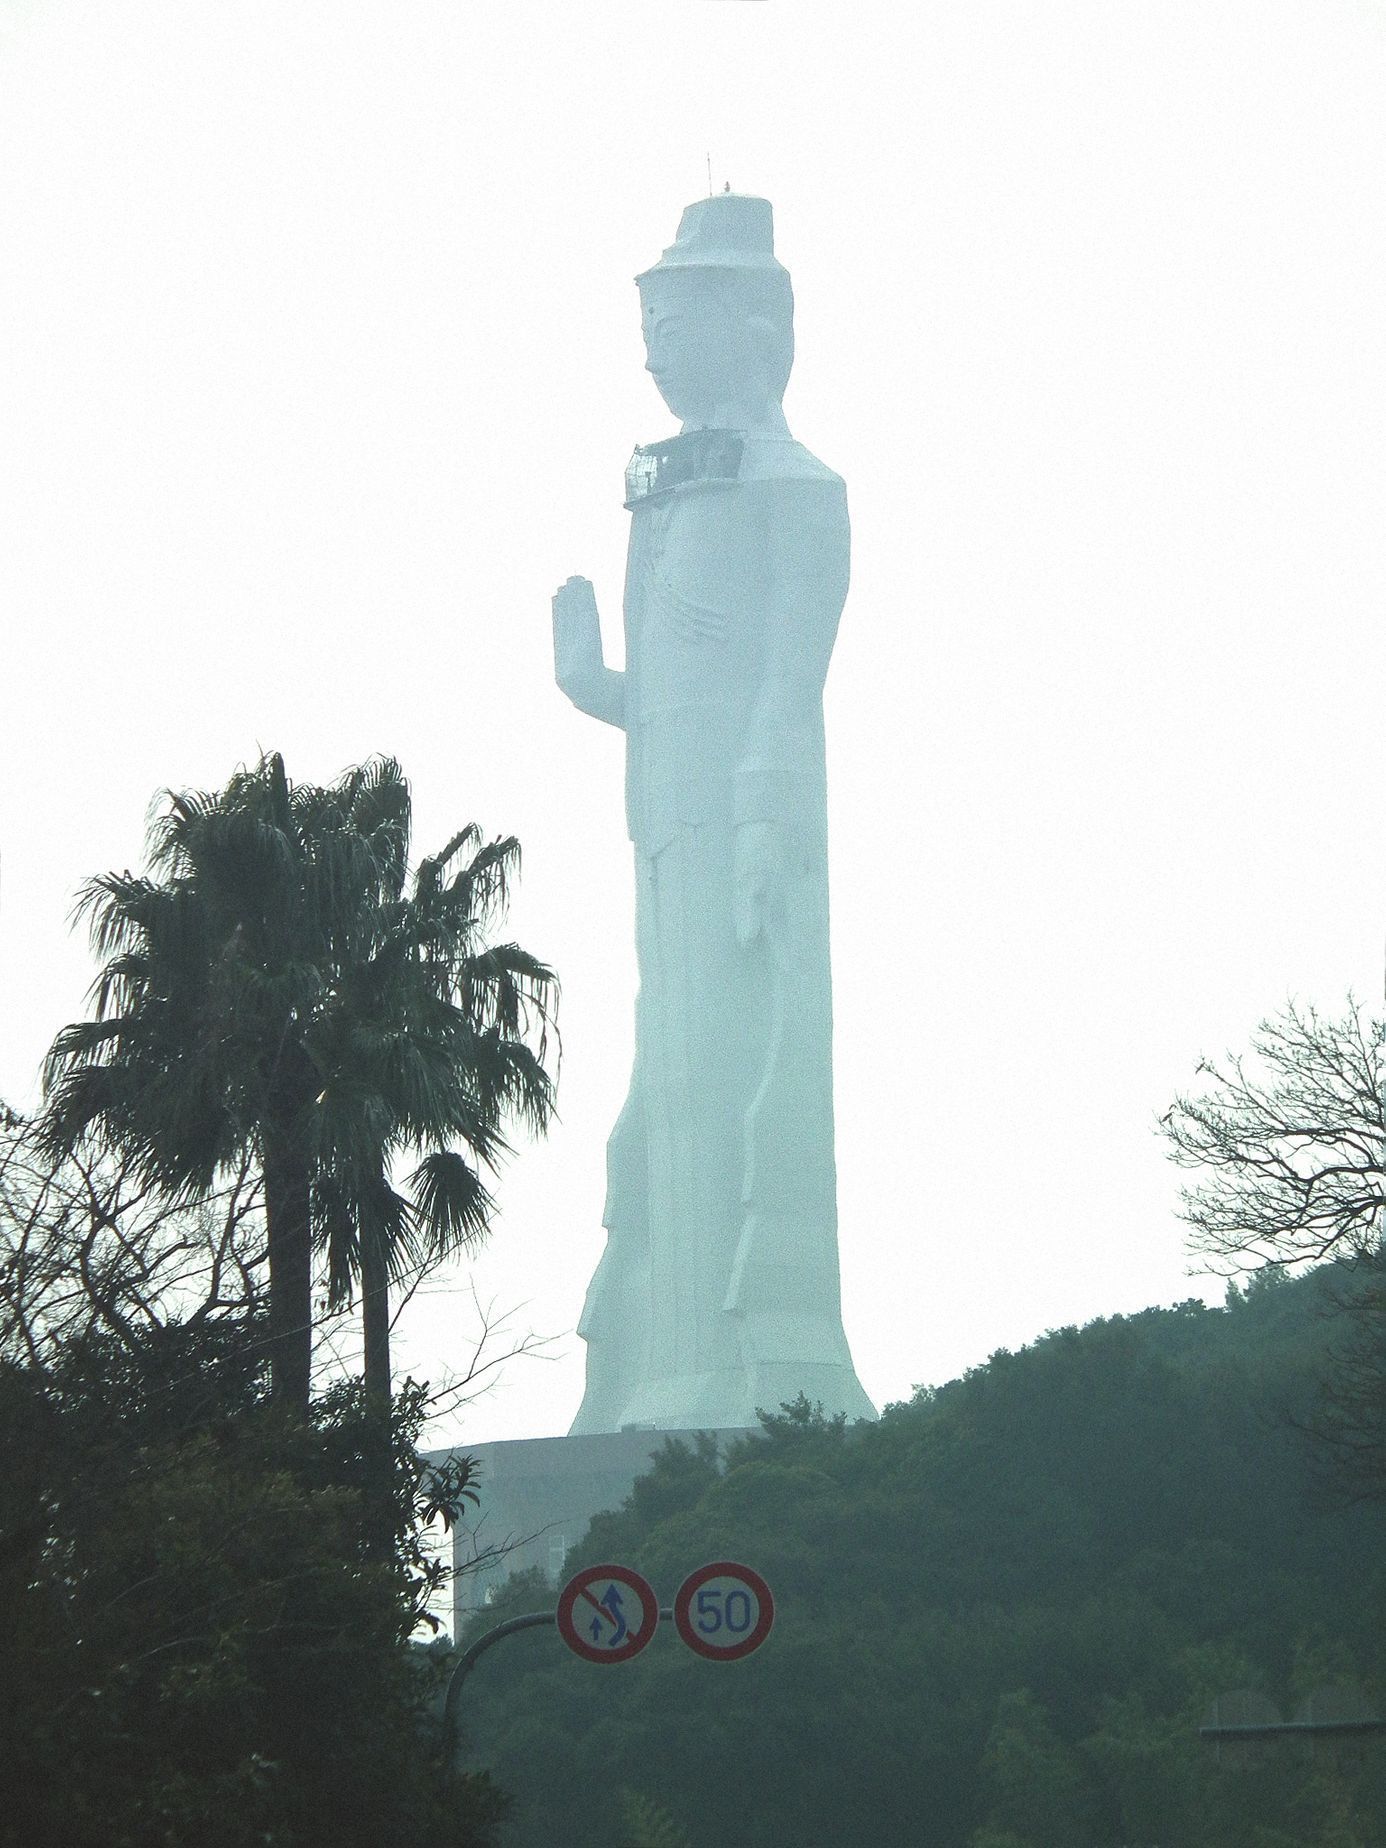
[673,1561,774,1661]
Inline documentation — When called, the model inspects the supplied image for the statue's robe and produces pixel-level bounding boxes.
[568,431,876,1434]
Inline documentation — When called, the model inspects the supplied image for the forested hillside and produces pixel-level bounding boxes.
[456,1267,1386,1847]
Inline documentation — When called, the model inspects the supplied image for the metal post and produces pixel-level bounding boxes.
[1199,1720,1386,1742]
[443,1611,555,1763]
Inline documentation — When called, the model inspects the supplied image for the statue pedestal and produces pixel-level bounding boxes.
[436,1426,758,1636]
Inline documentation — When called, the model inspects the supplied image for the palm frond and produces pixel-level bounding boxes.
[413,824,484,902]
[407,1149,494,1264]
[314,1167,359,1306]
[360,1170,413,1290]
[338,755,411,886]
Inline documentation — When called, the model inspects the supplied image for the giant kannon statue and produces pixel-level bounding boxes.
[553,194,876,1434]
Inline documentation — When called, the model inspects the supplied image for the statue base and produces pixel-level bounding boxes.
[438,1426,759,1636]
[442,1344,878,1635]
[579,1357,877,1435]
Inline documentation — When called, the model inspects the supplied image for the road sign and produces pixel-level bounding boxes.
[556,1563,660,1664]
[673,1561,774,1662]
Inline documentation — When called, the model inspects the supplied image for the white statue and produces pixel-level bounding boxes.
[553,195,875,1433]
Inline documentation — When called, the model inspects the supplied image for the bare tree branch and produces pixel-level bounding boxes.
[0,1115,266,1372]
[1161,997,1386,1272]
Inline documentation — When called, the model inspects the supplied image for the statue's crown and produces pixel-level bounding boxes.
[636,194,788,285]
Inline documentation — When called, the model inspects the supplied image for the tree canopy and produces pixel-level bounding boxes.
[454,1269,1386,1848]
[1162,998,1386,1273]
[0,1144,505,1847]
[42,751,556,1409]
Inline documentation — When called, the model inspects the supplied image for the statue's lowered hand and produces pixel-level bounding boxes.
[734,821,785,949]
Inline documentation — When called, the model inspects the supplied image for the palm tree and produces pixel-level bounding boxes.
[43,752,556,1414]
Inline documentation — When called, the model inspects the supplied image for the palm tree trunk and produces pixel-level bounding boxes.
[263,1140,313,1412]
[361,1227,391,1410]
[360,1226,394,1558]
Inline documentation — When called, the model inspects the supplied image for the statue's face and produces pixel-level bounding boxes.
[640,277,762,425]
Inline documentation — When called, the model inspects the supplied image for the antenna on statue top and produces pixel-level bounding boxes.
[706,152,713,196]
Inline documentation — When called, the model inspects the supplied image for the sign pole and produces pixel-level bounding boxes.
[443,1610,555,1764]
[442,1603,680,1764]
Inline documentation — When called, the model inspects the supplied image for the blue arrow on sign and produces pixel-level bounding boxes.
[598,1583,628,1645]
[582,1581,630,1646]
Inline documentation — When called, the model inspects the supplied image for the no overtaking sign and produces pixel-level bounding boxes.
[556,1563,660,1664]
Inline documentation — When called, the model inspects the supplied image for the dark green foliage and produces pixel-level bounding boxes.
[1294,1253,1386,1507]
[458,1271,1386,1847]
[619,1789,696,1847]
[0,1313,504,1848]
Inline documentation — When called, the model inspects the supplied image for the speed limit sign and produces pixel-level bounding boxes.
[673,1561,775,1662]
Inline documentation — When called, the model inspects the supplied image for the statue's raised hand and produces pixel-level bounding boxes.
[552,574,601,677]
[552,576,625,729]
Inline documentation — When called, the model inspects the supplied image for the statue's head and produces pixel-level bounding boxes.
[636,195,794,429]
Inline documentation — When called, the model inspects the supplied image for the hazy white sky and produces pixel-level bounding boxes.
[2,1,1384,1444]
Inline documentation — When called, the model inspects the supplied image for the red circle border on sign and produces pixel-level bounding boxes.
[556,1563,660,1664]
[673,1560,775,1662]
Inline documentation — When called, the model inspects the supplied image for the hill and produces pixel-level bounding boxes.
[455,1267,1386,1847]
